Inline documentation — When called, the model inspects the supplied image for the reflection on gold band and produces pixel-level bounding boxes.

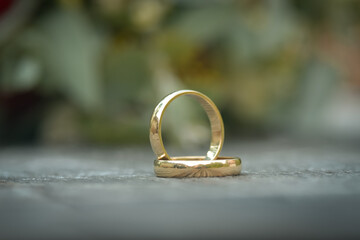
[149,90,224,160]
[154,157,241,178]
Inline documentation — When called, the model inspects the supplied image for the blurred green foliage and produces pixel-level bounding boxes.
[0,0,359,145]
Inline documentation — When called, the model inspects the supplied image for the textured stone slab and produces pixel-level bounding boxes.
[0,139,359,239]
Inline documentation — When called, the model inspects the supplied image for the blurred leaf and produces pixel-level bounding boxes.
[172,6,235,44]
[37,8,106,111]
[293,59,339,133]
[81,114,148,145]
[103,44,151,114]
[0,49,41,92]
[228,1,298,64]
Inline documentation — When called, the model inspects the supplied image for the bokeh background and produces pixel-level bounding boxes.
[1,0,360,147]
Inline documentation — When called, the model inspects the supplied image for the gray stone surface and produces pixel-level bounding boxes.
[1,139,360,239]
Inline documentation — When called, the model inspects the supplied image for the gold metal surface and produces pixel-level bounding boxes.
[154,156,241,178]
[149,90,224,160]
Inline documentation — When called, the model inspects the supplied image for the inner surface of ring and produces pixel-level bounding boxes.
[189,95,223,160]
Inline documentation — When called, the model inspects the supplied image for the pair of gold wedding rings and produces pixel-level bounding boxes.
[150,90,242,178]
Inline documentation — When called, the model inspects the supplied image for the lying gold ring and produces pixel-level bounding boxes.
[149,90,224,160]
[154,157,241,178]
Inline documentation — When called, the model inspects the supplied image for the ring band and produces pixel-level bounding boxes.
[150,90,242,178]
[154,157,241,178]
[150,90,224,160]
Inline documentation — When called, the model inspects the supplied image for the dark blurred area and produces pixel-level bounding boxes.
[0,0,359,146]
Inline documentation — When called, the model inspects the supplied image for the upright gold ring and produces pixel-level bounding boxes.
[149,90,224,160]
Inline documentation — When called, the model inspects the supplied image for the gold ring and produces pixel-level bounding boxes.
[154,157,241,178]
[149,90,224,160]
[150,89,242,178]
